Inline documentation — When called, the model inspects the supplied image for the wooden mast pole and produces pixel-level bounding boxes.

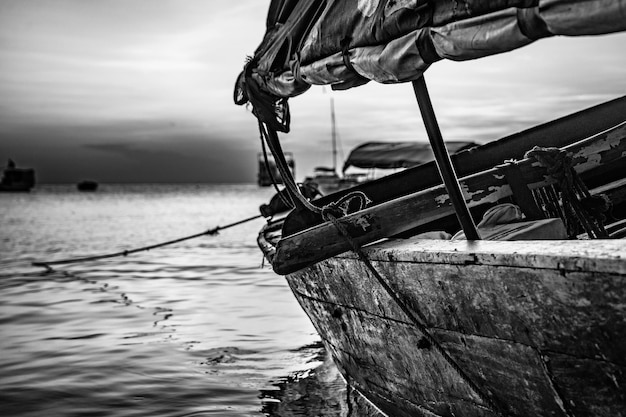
[412,76,481,240]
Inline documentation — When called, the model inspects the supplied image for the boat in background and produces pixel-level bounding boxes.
[343,140,477,173]
[303,166,367,196]
[305,100,478,195]
[0,159,35,192]
[341,140,478,182]
[305,140,477,195]
[258,152,295,187]
[77,180,99,192]
[236,1,626,415]
[302,97,368,195]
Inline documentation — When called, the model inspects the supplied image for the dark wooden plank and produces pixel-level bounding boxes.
[271,122,626,275]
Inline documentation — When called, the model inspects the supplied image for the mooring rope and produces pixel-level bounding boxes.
[259,121,322,214]
[31,214,262,271]
[525,146,609,238]
[258,120,294,210]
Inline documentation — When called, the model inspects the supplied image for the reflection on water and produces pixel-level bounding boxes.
[0,185,383,417]
[261,343,382,417]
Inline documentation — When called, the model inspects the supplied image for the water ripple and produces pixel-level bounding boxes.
[0,184,377,417]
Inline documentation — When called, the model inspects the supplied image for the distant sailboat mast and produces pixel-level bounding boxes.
[330,96,337,174]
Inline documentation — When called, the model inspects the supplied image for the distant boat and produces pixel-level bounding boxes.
[303,97,367,195]
[257,152,295,187]
[342,140,477,173]
[306,140,477,196]
[303,166,366,196]
[0,159,35,192]
[77,180,98,192]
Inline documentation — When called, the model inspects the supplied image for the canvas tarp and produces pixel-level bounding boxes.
[342,141,477,171]
[236,0,626,131]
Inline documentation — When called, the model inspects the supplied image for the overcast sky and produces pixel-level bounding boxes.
[1,1,625,184]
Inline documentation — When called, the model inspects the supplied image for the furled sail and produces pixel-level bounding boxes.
[235,0,626,131]
[342,141,477,171]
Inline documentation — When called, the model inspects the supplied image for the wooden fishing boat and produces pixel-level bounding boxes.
[235,1,626,416]
[258,152,295,187]
[342,140,477,174]
[0,159,35,192]
[302,97,366,195]
[308,140,478,196]
[77,180,99,192]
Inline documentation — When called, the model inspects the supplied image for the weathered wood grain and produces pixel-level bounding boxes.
[548,353,626,416]
[286,239,626,416]
[294,295,498,417]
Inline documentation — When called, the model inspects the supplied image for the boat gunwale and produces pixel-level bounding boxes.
[333,238,626,275]
[268,120,626,274]
[259,218,626,276]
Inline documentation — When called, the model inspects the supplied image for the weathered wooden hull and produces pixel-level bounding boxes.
[254,100,626,415]
[285,239,626,417]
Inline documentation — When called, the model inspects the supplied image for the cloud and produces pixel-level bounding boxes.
[1,1,625,184]
[85,142,193,162]
[0,118,260,184]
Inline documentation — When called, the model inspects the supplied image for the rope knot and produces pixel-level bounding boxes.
[525,145,609,238]
[580,194,612,220]
[321,191,372,222]
[525,146,573,180]
[205,227,219,236]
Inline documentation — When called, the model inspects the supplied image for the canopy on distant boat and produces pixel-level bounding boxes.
[313,166,338,173]
[235,0,626,132]
[342,141,477,172]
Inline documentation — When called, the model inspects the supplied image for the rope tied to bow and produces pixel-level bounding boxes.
[525,146,609,238]
[320,191,372,221]
[32,214,262,271]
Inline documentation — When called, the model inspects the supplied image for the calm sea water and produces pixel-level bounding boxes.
[0,184,379,417]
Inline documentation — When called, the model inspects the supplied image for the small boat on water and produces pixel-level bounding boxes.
[258,152,295,187]
[303,101,478,196]
[307,140,477,195]
[0,159,35,192]
[343,141,477,173]
[77,180,98,192]
[303,166,366,196]
[235,1,626,416]
[302,96,368,195]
